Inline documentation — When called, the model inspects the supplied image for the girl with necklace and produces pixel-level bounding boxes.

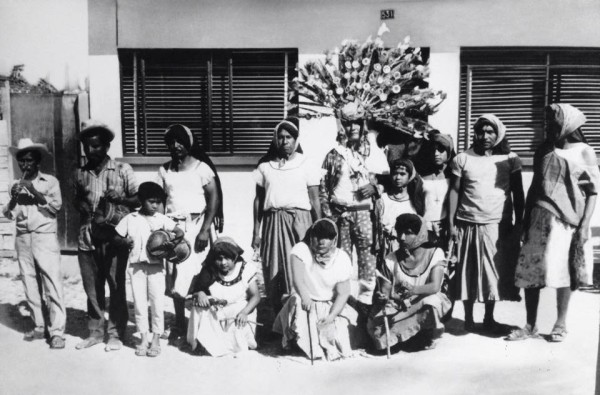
[368,213,451,352]
[420,132,455,248]
[374,159,425,261]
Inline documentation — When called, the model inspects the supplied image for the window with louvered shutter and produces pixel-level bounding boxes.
[119,49,298,156]
[459,48,600,158]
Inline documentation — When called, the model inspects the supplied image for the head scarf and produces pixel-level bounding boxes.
[389,158,416,182]
[164,124,194,150]
[305,218,339,266]
[431,132,454,157]
[274,117,301,154]
[394,213,429,251]
[163,124,225,233]
[257,117,303,166]
[191,236,244,294]
[474,114,506,147]
[206,236,244,268]
[549,103,587,141]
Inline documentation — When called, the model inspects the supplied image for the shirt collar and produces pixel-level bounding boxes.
[82,156,115,172]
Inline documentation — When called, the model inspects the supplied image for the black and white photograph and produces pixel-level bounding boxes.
[0,0,598,394]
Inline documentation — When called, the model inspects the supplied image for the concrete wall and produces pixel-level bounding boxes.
[84,0,600,252]
[90,0,600,54]
[88,0,600,158]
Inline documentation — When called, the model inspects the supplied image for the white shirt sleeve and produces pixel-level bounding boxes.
[253,164,266,187]
[334,249,353,283]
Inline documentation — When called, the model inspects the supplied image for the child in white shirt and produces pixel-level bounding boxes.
[115,182,184,357]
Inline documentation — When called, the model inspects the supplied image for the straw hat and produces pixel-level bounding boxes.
[9,138,49,158]
[80,119,115,143]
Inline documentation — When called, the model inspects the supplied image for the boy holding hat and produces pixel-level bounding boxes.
[115,181,184,357]
[74,120,139,351]
[3,138,66,349]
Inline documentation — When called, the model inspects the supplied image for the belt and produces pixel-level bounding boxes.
[331,202,371,212]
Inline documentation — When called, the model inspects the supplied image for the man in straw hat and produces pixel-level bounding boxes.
[3,138,66,349]
[74,120,139,351]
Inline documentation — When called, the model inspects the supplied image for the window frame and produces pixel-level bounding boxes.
[459,47,600,164]
[118,48,298,159]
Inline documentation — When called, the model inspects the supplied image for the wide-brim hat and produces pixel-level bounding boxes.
[80,119,115,143]
[147,229,191,264]
[8,138,49,158]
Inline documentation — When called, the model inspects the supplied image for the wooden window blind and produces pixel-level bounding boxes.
[119,49,298,156]
[459,48,600,157]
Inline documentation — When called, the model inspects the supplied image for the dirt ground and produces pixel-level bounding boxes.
[0,255,598,395]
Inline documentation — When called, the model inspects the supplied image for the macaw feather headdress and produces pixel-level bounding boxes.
[291,23,446,139]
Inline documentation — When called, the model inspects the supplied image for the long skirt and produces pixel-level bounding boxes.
[272,294,357,361]
[452,220,521,302]
[186,300,257,356]
[516,206,592,289]
[367,293,451,349]
[165,213,216,298]
[260,209,312,307]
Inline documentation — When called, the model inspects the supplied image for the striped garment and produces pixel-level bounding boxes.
[75,157,138,250]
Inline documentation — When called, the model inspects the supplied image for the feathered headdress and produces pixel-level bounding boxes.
[291,23,446,139]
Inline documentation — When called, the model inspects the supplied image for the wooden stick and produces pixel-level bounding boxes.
[306,310,314,365]
[383,313,391,359]
[219,318,263,327]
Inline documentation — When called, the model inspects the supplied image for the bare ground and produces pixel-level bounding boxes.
[0,255,598,395]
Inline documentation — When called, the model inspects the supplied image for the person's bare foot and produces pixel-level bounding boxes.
[75,337,102,350]
[104,337,123,351]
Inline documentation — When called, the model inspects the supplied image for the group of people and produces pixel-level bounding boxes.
[4,102,597,360]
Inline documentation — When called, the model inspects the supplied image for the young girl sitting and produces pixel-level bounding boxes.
[375,159,424,260]
[115,182,184,357]
[187,237,261,357]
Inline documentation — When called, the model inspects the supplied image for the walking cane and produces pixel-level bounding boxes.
[306,310,314,365]
[375,269,392,359]
[383,313,391,359]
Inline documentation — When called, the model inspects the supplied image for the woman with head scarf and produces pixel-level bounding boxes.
[508,104,599,342]
[186,237,261,356]
[368,213,451,352]
[156,124,223,343]
[421,131,456,247]
[252,117,322,313]
[374,158,424,262]
[448,114,524,332]
[273,218,357,361]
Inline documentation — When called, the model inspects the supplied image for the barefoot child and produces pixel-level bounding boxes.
[115,182,184,357]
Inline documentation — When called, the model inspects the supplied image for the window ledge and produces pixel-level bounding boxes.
[118,155,261,167]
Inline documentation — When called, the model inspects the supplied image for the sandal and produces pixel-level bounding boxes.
[135,344,148,357]
[147,345,161,357]
[49,335,66,349]
[548,326,568,342]
[505,325,539,341]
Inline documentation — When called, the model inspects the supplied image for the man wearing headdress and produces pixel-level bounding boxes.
[320,101,379,314]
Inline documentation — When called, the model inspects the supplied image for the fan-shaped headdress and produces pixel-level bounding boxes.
[291,23,446,139]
